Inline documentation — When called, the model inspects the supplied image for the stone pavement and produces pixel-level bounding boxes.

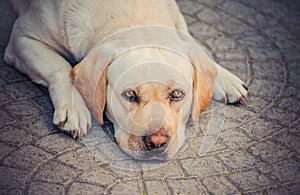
[0,0,299,194]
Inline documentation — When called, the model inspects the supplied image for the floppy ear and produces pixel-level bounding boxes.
[191,56,217,122]
[70,45,115,125]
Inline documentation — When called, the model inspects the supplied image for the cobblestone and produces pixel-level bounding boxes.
[0,0,299,194]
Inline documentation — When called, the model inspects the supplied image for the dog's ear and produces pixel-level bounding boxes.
[70,45,115,125]
[191,55,217,122]
[70,63,81,81]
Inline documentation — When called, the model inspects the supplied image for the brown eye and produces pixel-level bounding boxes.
[169,89,185,102]
[122,89,139,103]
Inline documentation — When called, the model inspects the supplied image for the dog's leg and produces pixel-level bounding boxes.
[212,64,248,104]
[5,36,91,138]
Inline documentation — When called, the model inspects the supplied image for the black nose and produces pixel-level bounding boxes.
[143,129,170,150]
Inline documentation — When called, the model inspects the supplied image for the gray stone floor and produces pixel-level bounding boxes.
[0,0,300,194]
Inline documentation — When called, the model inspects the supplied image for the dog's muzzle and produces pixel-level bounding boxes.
[143,129,170,150]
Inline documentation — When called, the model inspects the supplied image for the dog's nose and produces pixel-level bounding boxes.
[143,129,170,150]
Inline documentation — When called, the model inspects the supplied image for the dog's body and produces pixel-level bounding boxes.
[5,0,247,159]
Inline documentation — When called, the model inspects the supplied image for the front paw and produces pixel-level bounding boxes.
[52,86,91,138]
[213,66,248,105]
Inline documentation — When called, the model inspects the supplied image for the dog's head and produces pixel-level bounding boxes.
[70,27,217,160]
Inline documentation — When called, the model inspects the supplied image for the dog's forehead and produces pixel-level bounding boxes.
[111,62,192,91]
[107,48,193,90]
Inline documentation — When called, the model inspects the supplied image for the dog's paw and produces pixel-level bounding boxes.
[213,66,248,105]
[52,86,91,139]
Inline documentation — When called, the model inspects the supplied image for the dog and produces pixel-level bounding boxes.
[4,0,248,159]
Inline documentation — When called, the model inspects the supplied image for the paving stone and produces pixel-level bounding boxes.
[258,159,300,184]
[218,149,262,171]
[0,13,16,32]
[252,61,284,81]
[245,96,271,113]
[249,79,282,98]
[181,156,227,178]
[0,28,12,46]
[272,131,300,153]
[0,188,23,195]
[106,166,137,179]
[0,77,7,85]
[202,175,239,195]
[285,182,300,195]
[77,166,116,186]
[0,66,29,83]
[194,138,228,156]
[222,118,242,132]
[35,133,80,154]
[265,186,291,195]
[177,0,204,15]
[237,34,272,48]
[283,85,300,98]
[277,97,300,114]
[283,48,300,64]
[248,48,281,61]
[261,107,298,127]
[0,125,32,145]
[216,16,253,35]
[263,26,298,49]
[224,106,255,122]
[28,182,64,195]
[289,61,300,85]
[243,13,278,29]
[57,147,99,171]
[168,179,207,194]
[196,8,221,24]
[258,1,292,19]
[0,89,14,106]
[3,145,51,170]
[143,161,183,179]
[205,36,237,52]
[239,118,282,140]
[0,109,14,126]
[220,128,254,149]
[0,142,16,161]
[33,95,54,113]
[109,180,141,195]
[289,119,300,133]
[189,21,220,40]
[3,100,41,120]
[4,81,45,100]
[214,49,246,61]
[68,182,105,195]
[144,180,169,195]
[228,170,275,192]
[183,14,197,26]
[249,140,291,163]
[34,161,79,184]
[16,114,57,137]
[280,14,300,39]
[217,1,256,18]
[0,166,28,189]
[195,0,224,8]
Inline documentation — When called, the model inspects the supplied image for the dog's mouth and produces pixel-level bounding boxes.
[101,117,175,160]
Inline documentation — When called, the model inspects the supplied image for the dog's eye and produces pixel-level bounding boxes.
[122,89,139,103]
[169,89,185,102]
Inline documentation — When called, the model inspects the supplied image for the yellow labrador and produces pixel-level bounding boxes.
[5,0,247,159]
